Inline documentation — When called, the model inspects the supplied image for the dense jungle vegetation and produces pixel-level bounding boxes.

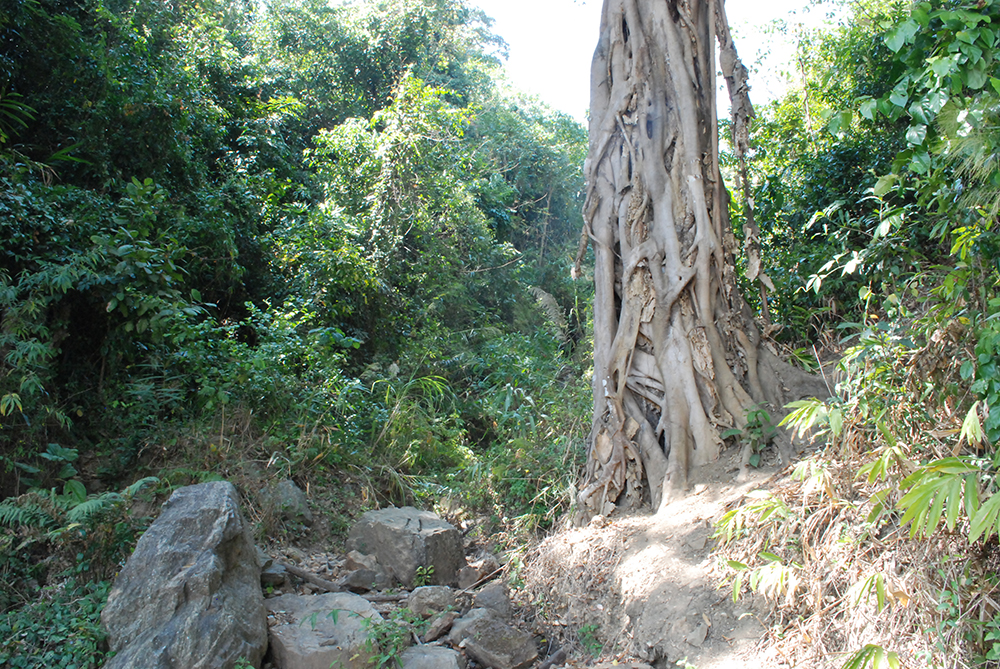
[2,0,1000,665]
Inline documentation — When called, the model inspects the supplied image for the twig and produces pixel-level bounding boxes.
[277,560,406,602]
[280,561,344,593]
[458,566,504,594]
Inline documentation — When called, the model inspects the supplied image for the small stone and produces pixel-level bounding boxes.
[337,569,386,593]
[424,610,460,642]
[407,585,456,618]
[269,479,313,526]
[261,563,288,587]
[687,532,708,551]
[347,507,466,587]
[686,622,709,647]
[345,550,381,572]
[266,592,381,669]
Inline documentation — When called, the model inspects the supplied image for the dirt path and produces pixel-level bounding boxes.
[525,452,777,668]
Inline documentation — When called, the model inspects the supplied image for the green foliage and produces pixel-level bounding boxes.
[361,607,429,669]
[0,477,158,606]
[723,405,777,468]
[841,644,900,669]
[413,565,433,588]
[0,579,110,669]
[577,624,602,657]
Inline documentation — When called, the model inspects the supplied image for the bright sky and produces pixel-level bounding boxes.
[468,0,840,122]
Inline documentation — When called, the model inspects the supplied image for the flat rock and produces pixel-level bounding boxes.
[338,568,390,593]
[424,610,460,642]
[347,507,465,587]
[458,615,538,669]
[401,645,467,669]
[101,481,266,669]
[265,592,381,669]
[407,585,456,618]
[448,607,503,646]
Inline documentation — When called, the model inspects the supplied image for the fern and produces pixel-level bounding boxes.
[0,499,57,529]
[67,494,121,523]
[123,476,159,497]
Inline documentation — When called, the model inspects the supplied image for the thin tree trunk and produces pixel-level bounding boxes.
[576,0,826,519]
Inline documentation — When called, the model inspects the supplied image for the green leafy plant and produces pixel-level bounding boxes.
[840,644,900,669]
[723,405,777,468]
[577,623,602,657]
[413,565,434,587]
[361,607,428,669]
[0,579,110,669]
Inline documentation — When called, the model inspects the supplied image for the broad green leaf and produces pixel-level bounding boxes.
[873,174,897,196]
[906,124,927,145]
[859,98,877,121]
[885,19,919,52]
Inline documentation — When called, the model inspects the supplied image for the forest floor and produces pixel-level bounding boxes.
[521,444,785,669]
[256,443,790,669]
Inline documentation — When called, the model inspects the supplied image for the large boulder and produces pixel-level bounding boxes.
[265,592,381,669]
[101,481,267,669]
[347,507,465,587]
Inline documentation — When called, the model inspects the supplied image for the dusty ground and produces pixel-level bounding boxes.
[523,445,780,669]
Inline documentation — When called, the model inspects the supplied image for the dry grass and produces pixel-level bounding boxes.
[712,318,1000,668]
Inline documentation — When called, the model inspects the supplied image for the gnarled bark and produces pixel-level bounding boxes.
[576,0,827,519]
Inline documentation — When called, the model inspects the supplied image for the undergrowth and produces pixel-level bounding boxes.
[714,297,1000,668]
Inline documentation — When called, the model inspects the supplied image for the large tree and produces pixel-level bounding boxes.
[576,0,826,517]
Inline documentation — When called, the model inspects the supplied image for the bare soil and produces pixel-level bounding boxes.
[523,445,780,668]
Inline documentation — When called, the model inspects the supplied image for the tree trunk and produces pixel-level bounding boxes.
[576,0,827,518]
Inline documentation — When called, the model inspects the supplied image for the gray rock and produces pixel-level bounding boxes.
[265,592,381,669]
[448,607,504,645]
[454,613,537,669]
[407,585,456,618]
[458,566,481,590]
[474,582,511,619]
[261,562,288,587]
[257,547,273,570]
[101,481,267,669]
[458,555,501,589]
[338,568,390,593]
[401,645,467,669]
[268,479,313,526]
[345,550,381,572]
[347,507,466,587]
[424,610,460,642]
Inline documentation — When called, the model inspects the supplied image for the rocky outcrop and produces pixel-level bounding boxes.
[347,507,465,587]
[101,481,267,669]
[265,592,381,669]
